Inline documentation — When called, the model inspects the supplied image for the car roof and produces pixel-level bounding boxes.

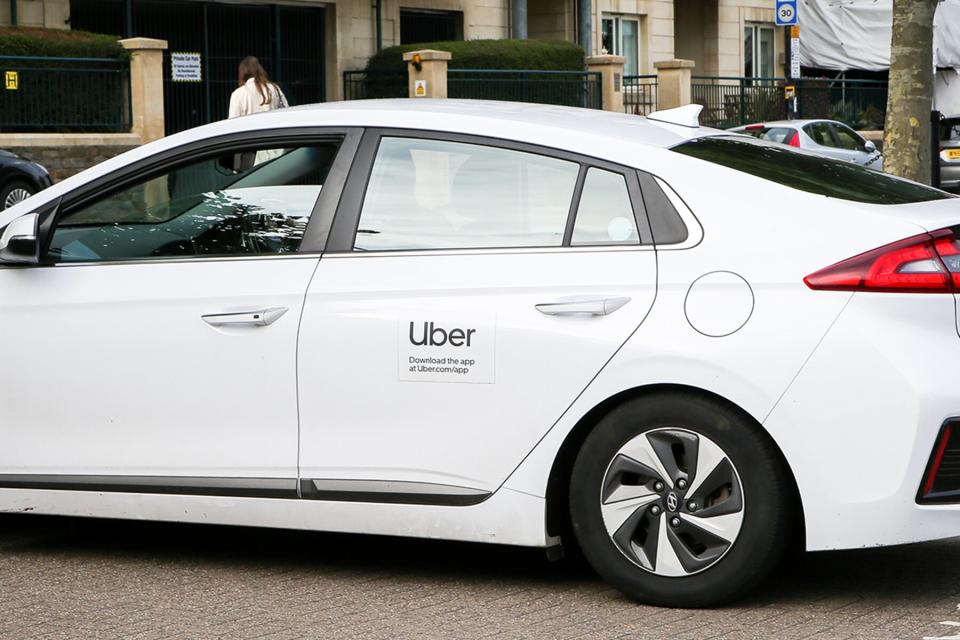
[172,99,717,151]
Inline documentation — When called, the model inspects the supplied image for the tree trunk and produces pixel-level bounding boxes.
[883,0,938,184]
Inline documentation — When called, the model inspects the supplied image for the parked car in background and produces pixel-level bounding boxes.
[729,119,884,171]
[0,150,52,211]
[939,115,960,192]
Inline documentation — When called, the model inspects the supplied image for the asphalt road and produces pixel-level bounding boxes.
[0,513,958,640]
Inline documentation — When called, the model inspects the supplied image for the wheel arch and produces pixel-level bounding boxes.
[543,383,805,552]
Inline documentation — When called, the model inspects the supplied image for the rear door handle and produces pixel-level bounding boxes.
[202,307,289,327]
[535,297,630,317]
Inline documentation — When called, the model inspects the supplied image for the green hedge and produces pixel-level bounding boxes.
[0,27,128,59]
[365,39,584,73]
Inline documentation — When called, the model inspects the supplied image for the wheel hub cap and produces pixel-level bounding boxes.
[600,427,745,577]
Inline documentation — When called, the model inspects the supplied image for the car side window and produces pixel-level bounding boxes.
[354,137,579,251]
[48,143,339,263]
[832,124,866,151]
[571,168,639,246]
[804,123,834,147]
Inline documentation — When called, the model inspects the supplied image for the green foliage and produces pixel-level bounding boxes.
[365,39,584,72]
[0,27,128,59]
[829,101,886,131]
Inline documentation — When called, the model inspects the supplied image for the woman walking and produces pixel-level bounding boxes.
[228,56,288,119]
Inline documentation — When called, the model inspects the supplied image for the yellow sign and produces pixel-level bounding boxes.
[414,79,427,97]
[4,71,18,90]
[784,85,796,100]
[790,25,800,38]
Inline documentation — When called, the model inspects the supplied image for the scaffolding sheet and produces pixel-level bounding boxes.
[799,0,960,71]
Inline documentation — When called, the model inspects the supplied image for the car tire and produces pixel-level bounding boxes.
[0,180,35,211]
[569,391,795,607]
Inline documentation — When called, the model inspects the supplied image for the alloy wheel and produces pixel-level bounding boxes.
[599,427,745,577]
[3,187,32,210]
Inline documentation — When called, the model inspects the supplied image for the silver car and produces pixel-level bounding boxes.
[939,116,960,192]
[729,119,884,171]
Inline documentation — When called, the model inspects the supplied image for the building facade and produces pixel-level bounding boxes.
[3,0,787,115]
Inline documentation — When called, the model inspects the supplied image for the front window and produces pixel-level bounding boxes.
[48,143,339,262]
[602,15,640,76]
[672,136,950,205]
[744,24,775,79]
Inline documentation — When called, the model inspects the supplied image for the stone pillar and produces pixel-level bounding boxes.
[654,59,695,111]
[403,49,452,99]
[586,55,625,112]
[120,37,168,143]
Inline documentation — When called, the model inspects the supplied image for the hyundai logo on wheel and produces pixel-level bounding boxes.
[667,491,679,512]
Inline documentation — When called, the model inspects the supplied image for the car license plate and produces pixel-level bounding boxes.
[946,149,960,160]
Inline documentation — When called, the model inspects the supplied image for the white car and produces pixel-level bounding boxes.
[0,100,957,607]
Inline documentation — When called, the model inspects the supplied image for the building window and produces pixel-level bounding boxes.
[601,15,640,76]
[744,24,775,78]
[400,9,464,44]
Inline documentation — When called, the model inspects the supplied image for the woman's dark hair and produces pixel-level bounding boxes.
[238,56,272,105]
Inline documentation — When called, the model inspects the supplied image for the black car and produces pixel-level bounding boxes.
[0,150,52,211]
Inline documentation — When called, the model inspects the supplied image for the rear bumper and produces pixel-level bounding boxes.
[940,164,960,189]
[764,292,960,550]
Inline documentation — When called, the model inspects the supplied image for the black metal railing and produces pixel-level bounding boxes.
[691,76,785,129]
[623,75,657,115]
[342,70,407,101]
[447,69,602,109]
[0,55,130,133]
[797,77,887,130]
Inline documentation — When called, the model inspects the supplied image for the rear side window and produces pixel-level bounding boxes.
[355,137,579,251]
[673,136,951,205]
[571,168,639,246]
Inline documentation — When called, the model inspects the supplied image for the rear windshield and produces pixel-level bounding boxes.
[738,127,795,144]
[672,136,951,205]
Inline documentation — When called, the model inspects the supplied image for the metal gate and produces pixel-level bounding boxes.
[70,0,325,135]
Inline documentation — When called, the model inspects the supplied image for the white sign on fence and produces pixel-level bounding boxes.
[171,52,202,82]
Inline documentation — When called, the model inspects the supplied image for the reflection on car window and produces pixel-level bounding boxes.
[571,168,639,246]
[49,144,339,262]
[354,137,579,251]
[673,136,951,205]
[832,124,865,151]
[804,123,834,147]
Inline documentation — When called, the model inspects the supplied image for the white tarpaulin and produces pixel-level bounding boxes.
[799,0,960,71]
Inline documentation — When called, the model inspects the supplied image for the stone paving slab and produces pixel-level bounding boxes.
[0,513,958,640]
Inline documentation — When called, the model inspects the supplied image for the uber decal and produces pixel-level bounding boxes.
[398,315,496,383]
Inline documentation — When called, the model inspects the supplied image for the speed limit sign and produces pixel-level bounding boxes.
[776,0,798,25]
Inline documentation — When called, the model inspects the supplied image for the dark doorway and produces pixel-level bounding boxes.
[69,0,325,135]
[400,9,463,44]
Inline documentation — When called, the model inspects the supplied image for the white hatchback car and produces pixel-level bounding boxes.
[0,100,958,607]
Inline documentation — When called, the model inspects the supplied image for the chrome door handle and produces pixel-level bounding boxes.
[202,307,288,327]
[535,297,630,317]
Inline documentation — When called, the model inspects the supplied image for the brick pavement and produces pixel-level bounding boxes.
[0,513,958,640]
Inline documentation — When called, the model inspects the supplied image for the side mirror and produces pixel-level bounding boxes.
[0,213,40,264]
[864,140,877,153]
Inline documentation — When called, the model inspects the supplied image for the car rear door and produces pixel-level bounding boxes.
[296,130,660,501]
[0,129,358,496]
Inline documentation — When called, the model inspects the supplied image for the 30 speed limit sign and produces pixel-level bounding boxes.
[776,0,798,25]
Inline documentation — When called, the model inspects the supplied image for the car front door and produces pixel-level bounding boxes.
[0,130,355,496]
[296,131,660,502]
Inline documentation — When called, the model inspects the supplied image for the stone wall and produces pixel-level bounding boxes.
[0,134,142,184]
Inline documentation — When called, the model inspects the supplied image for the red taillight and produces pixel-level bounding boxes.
[787,131,801,147]
[804,228,960,293]
[745,124,764,130]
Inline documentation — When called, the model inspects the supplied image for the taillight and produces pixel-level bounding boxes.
[804,228,960,293]
[787,131,801,147]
